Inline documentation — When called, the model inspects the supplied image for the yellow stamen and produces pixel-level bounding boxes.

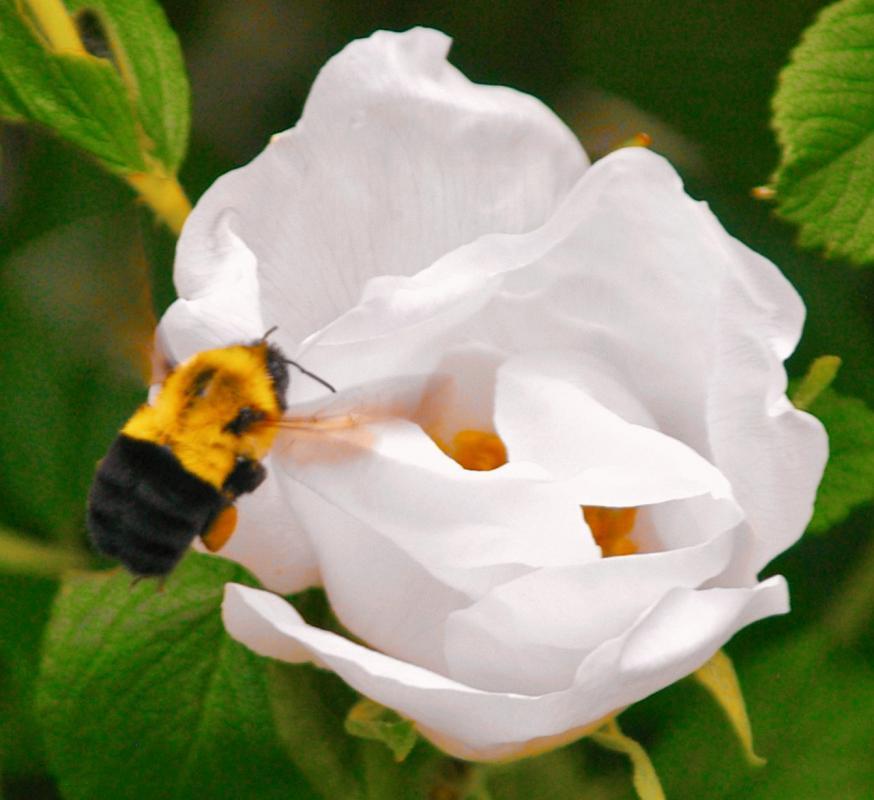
[583,506,638,557]
[435,429,508,471]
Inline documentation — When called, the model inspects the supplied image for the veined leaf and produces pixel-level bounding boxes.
[65,0,190,170]
[0,0,143,172]
[806,388,874,532]
[0,0,189,175]
[772,0,874,265]
[37,553,317,800]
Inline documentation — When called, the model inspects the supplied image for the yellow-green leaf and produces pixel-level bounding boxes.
[590,719,666,800]
[345,697,419,763]
[694,649,765,766]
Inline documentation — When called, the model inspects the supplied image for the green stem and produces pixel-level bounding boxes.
[124,170,192,236]
[792,355,841,410]
[23,0,87,55]
[0,526,88,577]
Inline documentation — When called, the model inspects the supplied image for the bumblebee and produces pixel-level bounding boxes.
[87,334,334,578]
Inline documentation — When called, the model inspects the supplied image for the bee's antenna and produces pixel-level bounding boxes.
[263,326,336,393]
[282,359,337,394]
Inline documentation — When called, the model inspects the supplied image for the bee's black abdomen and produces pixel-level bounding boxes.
[87,434,223,577]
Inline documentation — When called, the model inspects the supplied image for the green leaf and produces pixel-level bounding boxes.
[0,0,189,174]
[0,1,144,172]
[0,211,150,541]
[267,662,364,800]
[650,634,874,799]
[806,388,874,532]
[37,553,318,800]
[65,0,190,170]
[266,620,442,799]
[487,745,621,800]
[772,0,874,265]
[0,574,59,781]
[345,698,419,763]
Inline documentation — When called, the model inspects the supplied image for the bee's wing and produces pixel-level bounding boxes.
[271,414,365,431]
[265,374,447,465]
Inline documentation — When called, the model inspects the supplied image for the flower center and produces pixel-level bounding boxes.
[436,429,509,471]
[582,506,638,557]
[435,428,639,557]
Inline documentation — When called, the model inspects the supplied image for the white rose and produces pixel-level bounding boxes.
[157,28,827,761]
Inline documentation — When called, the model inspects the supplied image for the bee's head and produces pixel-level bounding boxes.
[262,343,290,410]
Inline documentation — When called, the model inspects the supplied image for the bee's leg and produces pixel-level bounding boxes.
[129,574,166,592]
[222,457,267,498]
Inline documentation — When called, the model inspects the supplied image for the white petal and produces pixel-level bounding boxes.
[289,480,472,675]
[441,528,738,694]
[616,578,787,678]
[702,236,828,577]
[494,352,739,512]
[414,342,508,444]
[291,147,604,394]
[453,148,824,576]
[223,576,787,761]
[273,417,599,597]
[173,27,587,356]
[207,455,320,594]
[158,211,265,363]
[466,149,728,455]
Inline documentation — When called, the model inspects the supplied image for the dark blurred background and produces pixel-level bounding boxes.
[0,1,871,798]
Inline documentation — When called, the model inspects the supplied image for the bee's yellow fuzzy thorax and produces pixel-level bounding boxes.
[122,344,283,488]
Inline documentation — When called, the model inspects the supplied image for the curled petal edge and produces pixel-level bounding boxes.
[223,577,787,761]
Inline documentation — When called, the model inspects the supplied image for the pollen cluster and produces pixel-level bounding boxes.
[438,429,509,471]
[582,506,638,557]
